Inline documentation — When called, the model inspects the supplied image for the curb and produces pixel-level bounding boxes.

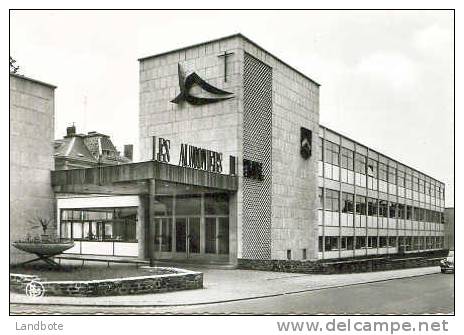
[10,270,440,308]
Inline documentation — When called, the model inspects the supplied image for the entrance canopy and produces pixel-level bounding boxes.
[51,160,238,195]
[52,160,238,265]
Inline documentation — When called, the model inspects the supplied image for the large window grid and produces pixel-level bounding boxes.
[60,207,138,242]
[318,181,446,255]
[319,235,444,253]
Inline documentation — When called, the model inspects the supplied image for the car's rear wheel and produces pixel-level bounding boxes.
[441,268,446,273]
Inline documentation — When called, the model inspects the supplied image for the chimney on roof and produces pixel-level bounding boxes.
[124,144,133,161]
[66,124,76,137]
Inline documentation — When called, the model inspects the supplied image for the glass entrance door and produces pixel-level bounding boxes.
[175,217,200,257]
[205,217,229,255]
[175,218,187,253]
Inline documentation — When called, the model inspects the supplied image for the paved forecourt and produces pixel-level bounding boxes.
[10,266,441,307]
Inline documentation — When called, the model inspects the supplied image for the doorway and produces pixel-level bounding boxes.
[205,217,229,255]
[175,217,200,257]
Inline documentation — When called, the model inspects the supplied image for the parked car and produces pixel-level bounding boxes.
[440,250,454,273]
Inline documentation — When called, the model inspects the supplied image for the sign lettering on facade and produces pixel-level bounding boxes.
[157,138,171,163]
[179,144,223,173]
[153,136,223,174]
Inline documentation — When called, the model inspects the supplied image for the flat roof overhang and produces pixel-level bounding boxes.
[51,160,238,195]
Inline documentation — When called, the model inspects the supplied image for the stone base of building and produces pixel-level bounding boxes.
[238,249,449,274]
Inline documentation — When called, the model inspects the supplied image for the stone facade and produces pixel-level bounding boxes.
[139,34,320,262]
[238,249,447,274]
[10,74,56,264]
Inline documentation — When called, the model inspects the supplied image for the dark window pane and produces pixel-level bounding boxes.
[218,218,229,254]
[160,218,172,252]
[379,200,388,217]
[356,196,366,215]
[204,193,229,215]
[175,195,201,215]
[368,198,377,216]
[355,153,366,174]
[205,218,216,254]
[367,159,377,177]
[379,163,388,181]
[356,236,366,249]
[154,196,173,216]
[342,192,354,213]
[176,218,187,252]
[189,217,200,253]
[388,166,397,184]
[389,203,397,218]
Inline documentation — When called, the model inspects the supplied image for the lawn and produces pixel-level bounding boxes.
[10,262,176,281]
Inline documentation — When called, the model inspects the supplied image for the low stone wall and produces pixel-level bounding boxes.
[10,273,40,293]
[237,259,324,273]
[10,267,203,297]
[238,249,448,274]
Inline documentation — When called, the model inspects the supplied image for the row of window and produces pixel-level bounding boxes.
[318,138,445,198]
[318,236,444,252]
[319,188,445,223]
[60,207,138,242]
[153,193,229,216]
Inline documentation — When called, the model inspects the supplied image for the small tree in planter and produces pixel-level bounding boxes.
[29,216,54,241]
[13,216,74,266]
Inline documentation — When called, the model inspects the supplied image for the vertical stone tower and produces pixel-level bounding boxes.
[10,74,56,263]
[139,34,320,262]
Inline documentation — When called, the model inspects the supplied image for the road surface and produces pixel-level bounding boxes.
[10,273,454,315]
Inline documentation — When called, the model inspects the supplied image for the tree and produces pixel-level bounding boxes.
[9,56,20,74]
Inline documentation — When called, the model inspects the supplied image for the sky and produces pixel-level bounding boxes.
[10,10,454,206]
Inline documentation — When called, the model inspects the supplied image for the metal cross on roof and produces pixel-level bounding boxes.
[218,50,234,82]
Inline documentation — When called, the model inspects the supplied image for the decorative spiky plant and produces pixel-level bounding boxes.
[28,216,54,235]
